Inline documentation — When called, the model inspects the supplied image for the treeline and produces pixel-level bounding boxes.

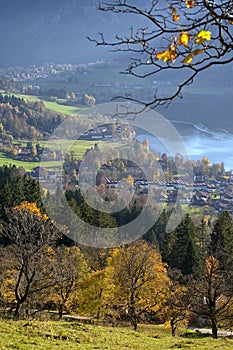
[0,94,64,139]
[0,165,42,221]
[0,165,233,338]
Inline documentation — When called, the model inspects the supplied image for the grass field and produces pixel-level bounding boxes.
[0,90,86,116]
[0,320,232,350]
[0,141,93,171]
[1,140,127,171]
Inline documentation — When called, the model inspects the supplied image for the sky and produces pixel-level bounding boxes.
[0,0,145,67]
[0,0,115,66]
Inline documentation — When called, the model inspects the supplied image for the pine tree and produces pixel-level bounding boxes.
[12,177,25,206]
[210,211,233,271]
[23,175,42,208]
[167,215,200,276]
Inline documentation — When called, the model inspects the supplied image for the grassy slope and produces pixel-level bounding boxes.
[0,320,233,350]
[0,90,85,115]
[0,140,125,171]
[0,152,62,172]
[0,89,126,170]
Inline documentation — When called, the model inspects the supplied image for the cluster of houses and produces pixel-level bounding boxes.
[80,127,112,140]
[106,175,233,213]
[28,154,233,215]
[10,142,64,162]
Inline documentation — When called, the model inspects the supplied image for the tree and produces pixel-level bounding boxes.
[161,269,190,337]
[89,0,233,108]
[2,202,58,318]
[196,217,211,266]
[190,256,233,339]
[78,269,106,321]
[104,240,169,330]
[82,93,96,107]
[31,145,37,157]
[210,211,233,270]
[78,247,109,321]
[51,245,88,318]
[166,214,200,276]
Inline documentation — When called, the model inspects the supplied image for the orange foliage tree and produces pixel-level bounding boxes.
[2,202,58,318]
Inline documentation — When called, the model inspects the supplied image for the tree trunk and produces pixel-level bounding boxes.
[58,305,63,319]
[170,319,176,337]
[130,312,138,331]
[131,319,137,331]
[14,302,20,319]
[96,308,101,324]
[211,321,218,339]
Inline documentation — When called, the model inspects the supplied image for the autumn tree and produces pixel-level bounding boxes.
[51,245,88,318]
[82,93,96,107]
[77,247,110,321]
[161,269,190,337]
[89,0,233,107]
[2,202,58,318]
[190,256,233,339]
[78,269,106,321]
[104,240,169,330]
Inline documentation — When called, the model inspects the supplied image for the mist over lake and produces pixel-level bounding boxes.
[138,120,233,171]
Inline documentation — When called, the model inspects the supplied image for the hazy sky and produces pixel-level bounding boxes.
[0,0,133,66]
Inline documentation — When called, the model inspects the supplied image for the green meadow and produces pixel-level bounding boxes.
[2,140,126,171]
[0,90,85,115]
[0,320,232,350]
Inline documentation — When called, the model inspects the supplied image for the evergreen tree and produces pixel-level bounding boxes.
[144,209,171,250]
[167,215,200,276]
[0,179,13,219]
[210,211,233,271]
[23,175,42,208]
[12,177,25,206]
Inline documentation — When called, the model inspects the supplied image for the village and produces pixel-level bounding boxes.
[30,150,233,216]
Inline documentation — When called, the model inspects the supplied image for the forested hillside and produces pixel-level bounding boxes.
[0,94,65,140]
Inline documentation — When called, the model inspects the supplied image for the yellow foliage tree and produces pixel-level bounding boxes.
[51,245,88,318]
[78,269,105,320]
[14,201,48,221]
[160,269,190,336]
[104,241,169,330]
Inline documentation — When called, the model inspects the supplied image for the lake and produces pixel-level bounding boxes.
[138,120,233,170]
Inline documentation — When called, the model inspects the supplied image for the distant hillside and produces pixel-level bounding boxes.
[0,93,64,139]
[0,0,130,67]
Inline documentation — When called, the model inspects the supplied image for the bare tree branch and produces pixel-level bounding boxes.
[89,0,233,108]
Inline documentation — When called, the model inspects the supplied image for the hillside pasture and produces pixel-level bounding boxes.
[0,320,233,350]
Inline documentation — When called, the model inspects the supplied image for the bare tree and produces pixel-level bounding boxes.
[89,0,233,108]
